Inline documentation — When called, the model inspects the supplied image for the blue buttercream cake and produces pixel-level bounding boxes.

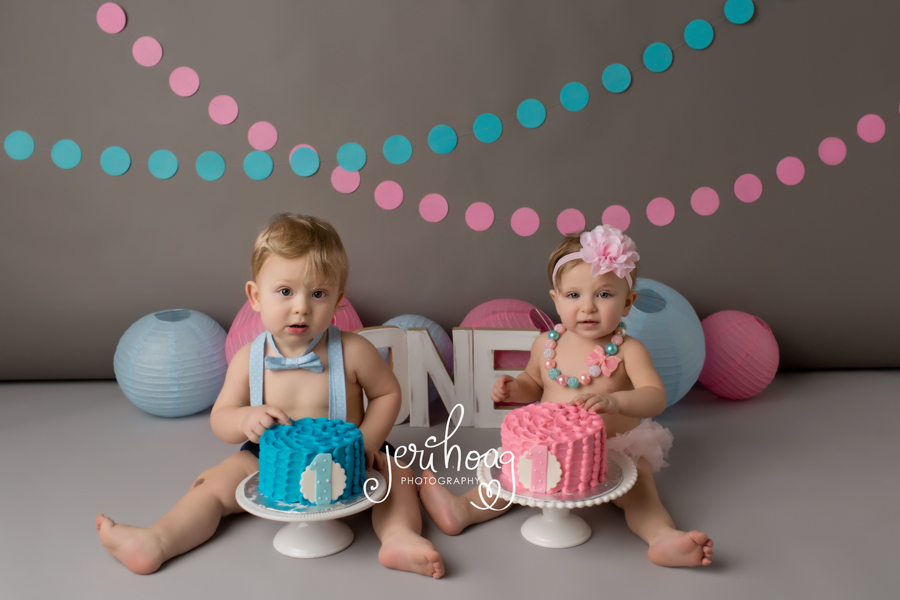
[258,417,365,505]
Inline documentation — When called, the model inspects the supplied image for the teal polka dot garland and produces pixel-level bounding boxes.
[517,99,546,128]
[382,135,412,165]
[724,0,755,25]
[684,19,714,50]
[336,142,366,172]
[643,42,673,73]
[148,150,178,179]
[4,131,35,160]
[51,140,81,169]
[290,147,320,177]
[602,64,632,93]
[473,113,502,143]
[560,82,589,112]
[428,125,457,154]
[196,151,226,181]
[100,146,131,176]
[243,151,273,180]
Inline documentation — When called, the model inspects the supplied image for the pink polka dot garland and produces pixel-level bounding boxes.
[209,95,239,125]
[734,174,763,203]
[465,202,495,231]
[374,181,403,210]
[857,114,885,143]
[248,122,278,151]
[169,67,200,97]
[290,144,316,159]
[510,208,540,237]
[646,197,674,226]
[601,205,630,231]
[776,157,804,186]
[331,166,360,194]
[97,3,126,34]
[556,208,586,235]
[419,194,449,223]
[691,187,719,216]
[818,137,847,165]
[132,36,162,67]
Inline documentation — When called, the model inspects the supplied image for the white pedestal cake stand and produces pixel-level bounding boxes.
[236,470,387,558]
[476,448,637,549]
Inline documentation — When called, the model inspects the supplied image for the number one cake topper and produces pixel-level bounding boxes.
[300,453,347,505]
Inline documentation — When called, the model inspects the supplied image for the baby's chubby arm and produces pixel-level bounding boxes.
[344,332,401,470]
[491,334,545,404]
[570,338,666,418]
[209,344,291,444]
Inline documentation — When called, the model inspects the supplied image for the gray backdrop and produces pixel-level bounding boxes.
[2,0,899,379]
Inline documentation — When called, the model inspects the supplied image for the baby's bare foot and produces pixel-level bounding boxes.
[95,514,166,575]
[648,529,714,567]
[418,469,470,536]
[378,530,445,579]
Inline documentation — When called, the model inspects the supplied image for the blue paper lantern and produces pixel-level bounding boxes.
[114,309,228,417]
[622,279,705,407]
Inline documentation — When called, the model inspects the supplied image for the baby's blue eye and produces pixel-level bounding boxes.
[279,288,292,297]
[567,292,579,299]
[598,292,610,299]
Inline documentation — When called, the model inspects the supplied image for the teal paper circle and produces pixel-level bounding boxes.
[243,151,273,180]
[602,64,632,93]
[148,150,178,179]
[560,82,589,112]
[643,42,673,73]
[100,146,131,176]
[428,125,457,154]
[684,19,714,50]
[382,135,412,165]
[517,99,546,129]
[473,113,502,143]
[4,131,35,160]
[336,142,366,172]
[290,147,320,177]
[724,0,755,25]
[51,139,81,169]
[196,151,226,181]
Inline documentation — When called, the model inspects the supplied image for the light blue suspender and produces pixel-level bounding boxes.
[248,325,347,421]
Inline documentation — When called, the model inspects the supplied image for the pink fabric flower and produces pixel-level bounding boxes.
[578,225,640,280]
[585,345,621,377]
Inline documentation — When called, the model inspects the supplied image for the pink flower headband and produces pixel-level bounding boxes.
[551,225,640,289]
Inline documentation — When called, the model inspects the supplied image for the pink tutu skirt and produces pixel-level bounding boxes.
[606,419,674,472]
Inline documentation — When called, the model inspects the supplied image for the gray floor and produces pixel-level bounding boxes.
[2,371,899,599]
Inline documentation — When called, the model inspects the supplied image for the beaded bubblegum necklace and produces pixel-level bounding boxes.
[543,321,626,389]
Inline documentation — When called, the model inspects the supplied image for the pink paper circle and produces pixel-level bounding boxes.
[290,144,317,159]
[857,114,885,143]
[419,194,449,223]
[510,208,540,237]
[465,202,495,231]
[169,67,200,97]
[556,209,586,235]
[646,197,674,226]
[331,166,360,194]
[374,181,403,210]
[776,157,805,186]
[97,3,126,34]
[248,122,278,151]
[691,187,719,216]
[208,95,239,125]
[601,205,631,231]
[132,36,162,67]
[818,137,847,166]
[734,174,763,203]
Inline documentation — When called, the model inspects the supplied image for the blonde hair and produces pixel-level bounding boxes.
[251,213,349,291]
[547,233,639,289]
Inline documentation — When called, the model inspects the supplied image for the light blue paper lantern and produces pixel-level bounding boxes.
[381,315,454,408]
[114,309,228,417]
[622,279,705,407]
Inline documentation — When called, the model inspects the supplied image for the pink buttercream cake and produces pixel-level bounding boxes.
[501,403,606,494]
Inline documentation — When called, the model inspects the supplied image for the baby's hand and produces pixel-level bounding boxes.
[570,394,620,415]
[240,405,291,443]
[365,447,387,471]
[491,375,517,403]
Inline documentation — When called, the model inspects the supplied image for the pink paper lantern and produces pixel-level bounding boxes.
[225,297,364,363]
[460,299,552,369]
[698,310,779,400]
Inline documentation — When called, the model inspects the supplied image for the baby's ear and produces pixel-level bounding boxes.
[549,289,558,302]
[621,290,638,316]
[246,281,261,312]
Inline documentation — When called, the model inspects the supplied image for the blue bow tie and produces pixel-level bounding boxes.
[264,331,324,372]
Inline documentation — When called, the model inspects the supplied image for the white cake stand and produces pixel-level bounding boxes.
[236,470,387,558]
[476,448,637,549]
